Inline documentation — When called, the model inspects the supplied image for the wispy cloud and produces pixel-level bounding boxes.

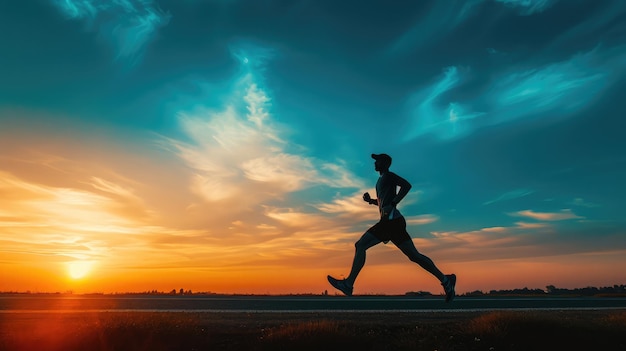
[419,220,559,263]
[515,221,548,229]
[0,170,141,262]
[315,192,375,221]
[50,0,171,63]
[403,66,485,141]
[387,0,484,55]
[494,0,557,15]
[404,45,625,142]
[509,209,583,221]
[316,188,423,222]
[546,1,626,53]
[388,0,559,56]
[484,189,534,205]
[487,47,614,123]
[166,85,361,201]
[406,214,439,226]
[569,198,600,208]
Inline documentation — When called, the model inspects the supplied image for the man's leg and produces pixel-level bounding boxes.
[396,240,445,281]
[328,232,381,295]
[396,239,457,302]
[345,231,381,286]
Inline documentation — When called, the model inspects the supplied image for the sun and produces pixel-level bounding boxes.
[67,260,94,280]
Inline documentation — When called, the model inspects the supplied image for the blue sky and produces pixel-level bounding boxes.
[1,0,625,294]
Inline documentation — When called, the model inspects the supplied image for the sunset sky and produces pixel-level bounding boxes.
[1,0,625,295]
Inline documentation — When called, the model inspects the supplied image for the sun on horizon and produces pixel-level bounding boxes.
[67,260,94,280]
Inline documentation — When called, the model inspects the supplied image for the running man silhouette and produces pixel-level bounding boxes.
[327,153,456,302]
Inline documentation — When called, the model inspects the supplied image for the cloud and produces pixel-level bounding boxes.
[421,221,553,262]
[515,221,548,229]
[0,120,228,269]
[387,0,560,56]
[50,0,171,63]
[242,154,317,192]
[87,176,139,200]
[316,187,423,221]
[264,206,332,229]
[387,0,484,55]
[403,66,485,141]
[404,44,626,142]
[487,47,615,123]
[159,44,366,235]
[0,166,281,271]
[167,86,362,204]
[484,189,534,205]
[545,1,626,52]
[0,170,142,261]
[569,198,600,208]
[494,0,557,15]
[315,192,375,221]
[508,209,584,221]
[406,214,439,226]
[409,217,626,266]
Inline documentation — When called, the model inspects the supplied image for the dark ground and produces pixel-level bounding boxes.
[1,309,625,351]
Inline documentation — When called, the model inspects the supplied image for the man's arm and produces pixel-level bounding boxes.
[391,174,412,206]
[380,173,412,218]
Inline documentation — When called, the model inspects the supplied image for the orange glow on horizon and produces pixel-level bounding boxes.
[2,250,625,295]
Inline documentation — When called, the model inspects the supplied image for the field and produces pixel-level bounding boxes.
[1,310,625,351]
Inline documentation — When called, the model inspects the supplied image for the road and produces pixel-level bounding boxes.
[2,295,626,312]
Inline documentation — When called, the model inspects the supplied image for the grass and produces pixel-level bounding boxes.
[1,310,625,350]
[461,310,626,350]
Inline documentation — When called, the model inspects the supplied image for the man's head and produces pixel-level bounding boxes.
[371,153,392,172]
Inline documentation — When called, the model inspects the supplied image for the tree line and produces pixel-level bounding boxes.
[3,284,625,296]
[458,284,626,297]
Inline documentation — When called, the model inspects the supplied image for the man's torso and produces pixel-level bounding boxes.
[376,172,403,220]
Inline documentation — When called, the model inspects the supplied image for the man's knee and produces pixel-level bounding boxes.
[408,254,422,264]
[355,232,376,251]
[354,239,366,251]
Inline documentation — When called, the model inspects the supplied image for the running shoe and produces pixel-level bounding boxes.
[327,275,353,296]
[442,274,456,303]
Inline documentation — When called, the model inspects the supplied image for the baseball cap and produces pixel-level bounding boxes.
[371,153,392,166]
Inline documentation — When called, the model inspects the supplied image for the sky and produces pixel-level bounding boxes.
[1,0,625,295]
